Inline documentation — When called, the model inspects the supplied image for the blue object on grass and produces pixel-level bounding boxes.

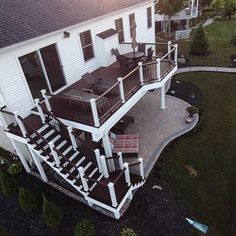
[186,218,208,234]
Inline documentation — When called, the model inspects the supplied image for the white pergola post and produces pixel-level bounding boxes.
[34,98,45,124]
[108,182,118,207]
[100,155,109,178]
[90,98,100,127]
[117,77,125,103]
[49,142,60,167]
[41,89,51,111]
[138,157,145,179]
[28,147,48,182]
[78,166,89,191]
[156,58,161,81]
[160,84,166,110]
[123,162,131,186]
[94,149,103,173]
[14,112,27,138]
[138,62,144,85]
[11,139,31,173]
[102,132,115,171]
[117,152,124,169]
[67,126,77,151]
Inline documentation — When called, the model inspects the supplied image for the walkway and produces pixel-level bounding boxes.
[176,66,236,75]
[126,92,198,177]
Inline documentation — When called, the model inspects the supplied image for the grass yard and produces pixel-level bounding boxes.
[160,72,236,235]
[178,20,236,67]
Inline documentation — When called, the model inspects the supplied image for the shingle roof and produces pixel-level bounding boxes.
[0,0,146,50]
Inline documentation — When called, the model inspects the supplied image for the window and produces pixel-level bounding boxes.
[115,18,124,43]
[80,30,95,61]
[147,7,152,28]
[129,13,135,38]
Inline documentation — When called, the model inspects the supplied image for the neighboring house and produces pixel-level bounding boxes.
[155,0,200,40]
[0,0,178,218]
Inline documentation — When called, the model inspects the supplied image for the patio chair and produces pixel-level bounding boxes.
[138,43,146,54]
[109,131,139,157]
[111,48,120,57]
[142,49,154,64]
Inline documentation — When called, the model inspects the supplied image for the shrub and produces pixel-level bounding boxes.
[120,227,137,236]
[231,33,236,45]
[18,187,38,213]
[42,196,63,228]
[7,161,22,175]
[190,25,209,55]
[74,219,95,236]
[0,171,17,197]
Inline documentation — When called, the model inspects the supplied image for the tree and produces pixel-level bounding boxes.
[156,0,184,36]
[211,0,236,18]
[190,25,209,55]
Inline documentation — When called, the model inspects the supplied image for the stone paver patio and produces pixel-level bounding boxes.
[126,91,198,176]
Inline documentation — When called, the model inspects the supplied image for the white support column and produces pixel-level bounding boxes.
[167,41,171,59]
[102,132,115,172]
[138,62,144,85]
[67,126,77,151]
[100,155,109,178]
[108,182,118,207]
[41,89,51,111]
[196,0,199,12]
[11,139,31,173]
[128,191,133,200]
[28,147,48,182]
[174,44,178,64]
[138,157,144,179]
[117,152,124,170]
[94,149,103,173]
[0,112,9,130]
[191,0,194,16]
[123,162,131,186]
[78,167,89,192]
[160,84,166,110]
[34,98,45,124]
[117,77,125,103]
[14,112,27,138]
[156,58,161,81]
[114,210,120,219]
[49,142,60,167]
[90,98,100,127]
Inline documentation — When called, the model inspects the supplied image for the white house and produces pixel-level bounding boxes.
[155,0,200,40]
[0,0,178,218]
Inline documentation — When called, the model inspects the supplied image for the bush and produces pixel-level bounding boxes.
[0,171,17,197]
[42,196,63,228]
[120,227,137,236]
[18,187,38,213]
[7,161,22,175]
[231,32,236,45]
[74,219,95,236]
[190,25,209,55]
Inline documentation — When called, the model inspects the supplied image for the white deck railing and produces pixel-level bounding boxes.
[175,29,192,40]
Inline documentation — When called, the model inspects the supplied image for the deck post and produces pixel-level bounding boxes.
[160,84,166,109]
[123,162,131,186]
[168,41,171,59]
[11,139,31,173]
[174,44,178,64]
[94,149,103,173]
[78,167,89,192]
[117,152,124,169]
[138,157,144,179]
[14,112,27,137]
[100,155,109,178]
[67,126,77,151]
[49,142,60,167]
[34,98,46,124]
[0,112,9,131]
[117,77,125,103]
[191,0,194,16]
[28,147,48,182]
[138,62,144,85]
[108,182,118,207]
[156,58,161,81]
[90,98,100,127]
[41,89,51,111]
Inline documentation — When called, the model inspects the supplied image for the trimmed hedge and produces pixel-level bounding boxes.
[0,171,17,197]
[74,219,95,236]
[42,196,63,228]
[18,187,38,213]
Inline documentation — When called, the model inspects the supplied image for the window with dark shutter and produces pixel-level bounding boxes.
[115,18,124,43]
[79,30,95,62]
[129,13,135,38]
[147,7,152,28]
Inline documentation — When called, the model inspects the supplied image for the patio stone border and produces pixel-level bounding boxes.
[144,95,199,177]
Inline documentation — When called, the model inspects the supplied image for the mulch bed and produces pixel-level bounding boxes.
[0,170,191,236]
[167,78,202,106]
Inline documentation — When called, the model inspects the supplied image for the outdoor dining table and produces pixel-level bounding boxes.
[124,51,145,67]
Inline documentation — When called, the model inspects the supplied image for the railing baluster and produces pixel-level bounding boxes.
[117,77,125,103]
[138,62,144,85]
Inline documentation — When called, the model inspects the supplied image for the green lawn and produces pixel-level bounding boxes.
[160,72,236,235]
[178,20,236,67]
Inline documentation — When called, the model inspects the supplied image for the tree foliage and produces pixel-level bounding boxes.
[190,25,209,55]
[211,0,236,18]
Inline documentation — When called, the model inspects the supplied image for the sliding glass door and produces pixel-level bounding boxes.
[19,44,66,99]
